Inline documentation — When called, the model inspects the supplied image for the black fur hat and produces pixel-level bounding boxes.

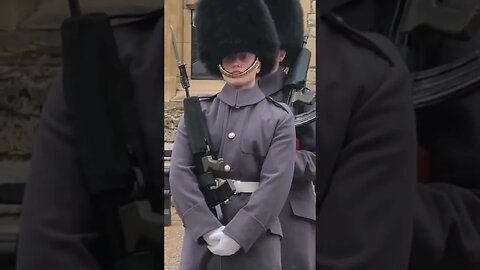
[263,0,305,66]
[194,0,280,77]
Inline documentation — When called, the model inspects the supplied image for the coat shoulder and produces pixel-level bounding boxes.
[320,13,404,67]
[265,96,291,114]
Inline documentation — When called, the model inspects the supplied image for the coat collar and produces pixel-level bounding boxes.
[258,69,286,96]
[217,83,266,108]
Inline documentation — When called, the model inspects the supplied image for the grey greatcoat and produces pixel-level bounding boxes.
[169,84,296,270]
[315,14,417,269]
[259,70,316,270]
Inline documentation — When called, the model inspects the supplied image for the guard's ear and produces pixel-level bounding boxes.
[278,50,287,63]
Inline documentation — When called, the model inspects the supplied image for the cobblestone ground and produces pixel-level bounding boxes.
[164,101,183,269]
[164,207,183,269]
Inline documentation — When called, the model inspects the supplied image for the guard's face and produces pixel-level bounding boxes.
[220,52,260,88]
[221,52,257,72]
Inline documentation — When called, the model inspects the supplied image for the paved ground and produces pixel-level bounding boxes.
[164,206,184,270]
[164,100,182,269]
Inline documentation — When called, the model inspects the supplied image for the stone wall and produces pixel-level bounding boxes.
[165,0,317,101]
[0,31,61,182]
[306,0,316,87]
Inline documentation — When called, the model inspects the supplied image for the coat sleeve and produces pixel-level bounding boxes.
[294,148,316,182]
[294,88,316,182]
[16,75,102,270]
[169,117,223,243]
[223,110,296,252]
[316,64,417,270]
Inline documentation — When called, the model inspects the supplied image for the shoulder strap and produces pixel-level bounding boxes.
[266,96,290,113]
[199,93,217,101]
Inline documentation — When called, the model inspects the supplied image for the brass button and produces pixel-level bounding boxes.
[228,132,236,139]
[224,165,231,172]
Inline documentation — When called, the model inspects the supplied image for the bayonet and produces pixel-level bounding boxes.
[170,25,191,97]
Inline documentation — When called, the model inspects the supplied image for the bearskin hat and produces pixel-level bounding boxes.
[194,0,280,77]
[263,0,305,66]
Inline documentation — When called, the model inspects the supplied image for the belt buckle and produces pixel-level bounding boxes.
[214,178,238,192]
[214,178,236,191]
[226,179,237,195]
[224,179,236,204]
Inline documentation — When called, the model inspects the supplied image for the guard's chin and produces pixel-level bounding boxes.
[224,77,246,88]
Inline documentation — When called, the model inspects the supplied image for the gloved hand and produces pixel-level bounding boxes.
[202,226,225,247]
[207,231,241,256]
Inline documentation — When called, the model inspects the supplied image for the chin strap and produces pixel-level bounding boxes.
[219,57,261,78]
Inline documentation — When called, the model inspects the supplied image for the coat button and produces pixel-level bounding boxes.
[224,165,231,172]
[228,132,236,139]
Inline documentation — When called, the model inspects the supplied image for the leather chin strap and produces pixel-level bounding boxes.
[219,57,261,78]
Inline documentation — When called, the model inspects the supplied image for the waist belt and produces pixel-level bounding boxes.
[215,179,259,194]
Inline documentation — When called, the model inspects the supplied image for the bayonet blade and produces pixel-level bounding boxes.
[170,25,191,96]
[170,25,182,67]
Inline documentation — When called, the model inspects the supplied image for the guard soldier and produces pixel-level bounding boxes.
[316,10,417,270]
[168,0,296,269]
[409,0,480,268]
[260,0,315,269]
[320,1,480,268]
[17,6,164,270]
[170,0,295,270]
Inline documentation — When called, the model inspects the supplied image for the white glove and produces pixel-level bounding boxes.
[202,226,225,246]
[207,231,241,256]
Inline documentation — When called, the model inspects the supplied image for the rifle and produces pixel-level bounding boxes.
[284,31,316,127]
[170,27,235,220]
[320,0,480,106]
[388,0,480,104]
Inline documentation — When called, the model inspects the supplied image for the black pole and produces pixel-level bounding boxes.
[68,0,82,17]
